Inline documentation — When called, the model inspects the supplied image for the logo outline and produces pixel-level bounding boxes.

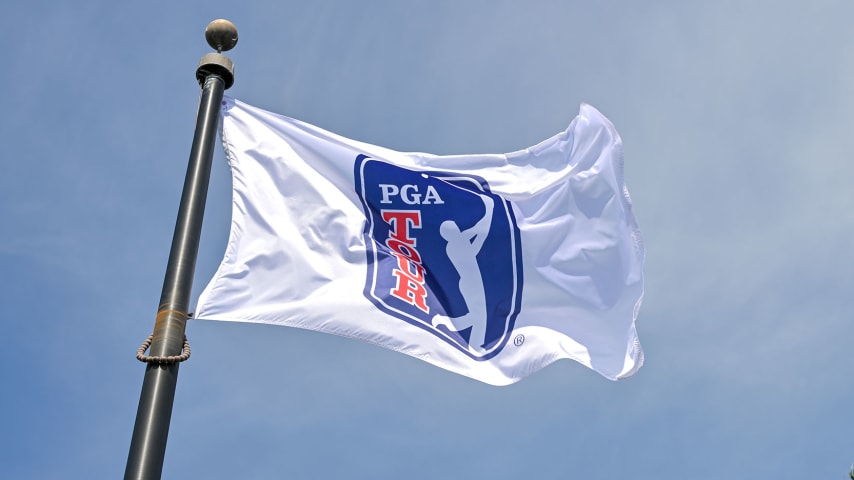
[355,154,523,360]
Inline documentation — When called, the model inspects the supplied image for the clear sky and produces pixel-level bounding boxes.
[2,1,853,479]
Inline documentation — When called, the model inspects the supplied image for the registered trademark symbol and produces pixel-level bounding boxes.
[513,334,525,346]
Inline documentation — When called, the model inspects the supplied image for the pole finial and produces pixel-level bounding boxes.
[197,19,237,89]
[205,19,238,53]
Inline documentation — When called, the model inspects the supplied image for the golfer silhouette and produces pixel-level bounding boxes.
[432,194,494,353]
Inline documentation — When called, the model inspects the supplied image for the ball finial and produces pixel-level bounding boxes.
[205,19,238,52]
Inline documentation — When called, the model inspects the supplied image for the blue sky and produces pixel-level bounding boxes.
[2,1,853,478]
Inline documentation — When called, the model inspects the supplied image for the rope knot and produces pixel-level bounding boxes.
[136,335,191,364]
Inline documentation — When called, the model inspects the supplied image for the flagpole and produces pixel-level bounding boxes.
[125,20,237,480]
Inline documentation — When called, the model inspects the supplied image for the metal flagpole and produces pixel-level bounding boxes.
[125,19,237,480]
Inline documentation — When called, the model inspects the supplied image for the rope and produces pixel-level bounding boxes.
[136,335,191,364]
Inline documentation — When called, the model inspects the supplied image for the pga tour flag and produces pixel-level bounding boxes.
[195,96,645,386]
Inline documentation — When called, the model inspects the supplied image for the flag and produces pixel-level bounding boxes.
[194,96,645,386]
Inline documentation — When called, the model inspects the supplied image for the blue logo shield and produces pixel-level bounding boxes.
[355,155,523,359]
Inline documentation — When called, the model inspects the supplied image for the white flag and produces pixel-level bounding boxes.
[195,96,645,385]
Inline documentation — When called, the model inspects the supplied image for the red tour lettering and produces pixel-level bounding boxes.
[381,210,429,313]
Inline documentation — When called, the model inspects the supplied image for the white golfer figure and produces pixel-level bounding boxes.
[432,194,494,353]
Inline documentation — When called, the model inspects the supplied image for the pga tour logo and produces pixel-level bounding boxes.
[355,155,523,359]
